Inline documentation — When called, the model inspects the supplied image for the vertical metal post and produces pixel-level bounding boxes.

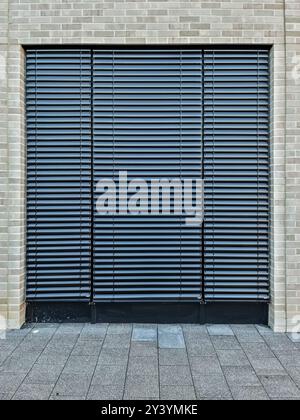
[90,303,97,324]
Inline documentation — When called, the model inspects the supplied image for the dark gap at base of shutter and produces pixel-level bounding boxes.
[26,301,269,325]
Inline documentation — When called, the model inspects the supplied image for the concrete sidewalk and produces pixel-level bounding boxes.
[0,324,299,400]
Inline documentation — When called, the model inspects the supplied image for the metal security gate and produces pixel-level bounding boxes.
[26,47,270,321]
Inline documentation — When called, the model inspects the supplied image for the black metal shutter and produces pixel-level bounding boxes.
[26,47,270,305]
[92,50,203,301]
[26,50,92,300]
[203,50,270,301]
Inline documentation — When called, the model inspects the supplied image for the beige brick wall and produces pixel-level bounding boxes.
[0,41,26,329]
[0,0,9,327]
[269,43,287,332]
[0,0,299,331]
[8,0,285,45]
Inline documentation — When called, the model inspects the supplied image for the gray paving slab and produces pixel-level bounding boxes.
[232,325,259,333]
[0,353,41,374]
[6,329,32,339]
[207,325,235,336]
[107,324,132,335]
[31,323,58,329]
[52,373,92,398]
[260,375,300,399]
[87,385,124,400]
[50,395,86,400]
[230,386,270,401]
[184,334,212,345]
[12,383,54,400]
[79,324,108,340]
[98,347,129,365]
[285,366,300,386]
[62,355,98,376]
[20,336,51,347]
[288,333,300,343]
[233,331,265,344]
[0,341,19,353]
[103,333,131,349]
[255,325,275,336]
[34,353,69,367]
[16,342,49,354]
[24,364,64,385]
[263,335,298,351]
[125,374,159,386]
[12,345,45,359]
[55,324,84,335]
[250,358,287,376]
[51,331,79,341]
[0,352,11,365]
[124,387,159,399]
[92,364,127,386]
[124,375,159,399]
[0,373,27,393]
[223,366,261,387]
[0,393,13,400]
[160,386,196,400]
[160,365,193,386]
[51,334,80,342]
[274,350,300,368]
[42,344,75,356]
[71,340,103,356]
[128,396,161,401]
[194,374,232,400]
[159,349,189,366]
[211,336,242,351]
[240,342,275,359]
[132,325,157,342]
[190,356,223,376]
[294,343,300,350]
[186,341,216,357]
[158,325,185,349]
[28,327,57,338]
[183,329,210,343]
[181,325,209,335]
[127,356,158,377]
[217,350,251,367]
[130,342,158,357]
[82,323,108,331]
